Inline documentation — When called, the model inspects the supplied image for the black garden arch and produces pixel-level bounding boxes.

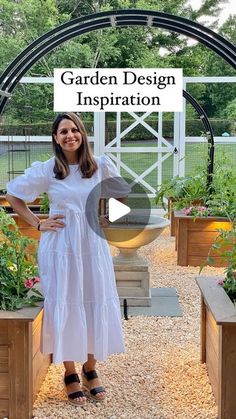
[0,9,235,185]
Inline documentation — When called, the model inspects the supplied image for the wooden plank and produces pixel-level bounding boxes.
[0,196,10,206]
[196,276,236,325]
[188,231,222,243]
[0,302,43,321]
[177,218,188,265]
[32,308,43,332]
[188,243,230,256]
[175,218,179,251]
[0,307,50,419]
[0,372,9,398]
[167,198,176,236]
[200,297,206,363]
[0,322,8,344]
[0,346,8,373]
[170,211,176,237]
[0,399,9,418]
[189,255,227,267]
[32,351,51,400]
[219,325,236,419]
[188,221,230,232]
[206,338,219,403]
[32,318,42,359]
[189,243,213,255]
[206,309,219,357]
[206,321,219,364]
[8,320,32,419]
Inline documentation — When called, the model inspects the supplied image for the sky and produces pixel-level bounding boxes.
[189,0,236,24]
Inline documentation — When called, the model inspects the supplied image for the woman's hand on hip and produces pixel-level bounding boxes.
[39,215,65,232]
[99,215,110,227]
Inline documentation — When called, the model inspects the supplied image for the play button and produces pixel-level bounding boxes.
[108,198,130,222]
[85,175,152,242]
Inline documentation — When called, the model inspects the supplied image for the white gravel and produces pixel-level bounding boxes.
[33,227,223,419]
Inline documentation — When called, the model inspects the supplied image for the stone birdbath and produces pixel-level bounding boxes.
[103,215,170,306]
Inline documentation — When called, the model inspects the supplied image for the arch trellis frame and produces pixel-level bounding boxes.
[1,9,236,113]
[0,9,235,186]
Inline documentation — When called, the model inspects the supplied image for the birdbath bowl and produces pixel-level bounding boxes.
[103,215,170,264]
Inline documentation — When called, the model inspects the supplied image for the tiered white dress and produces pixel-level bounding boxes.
[7,155,130,363]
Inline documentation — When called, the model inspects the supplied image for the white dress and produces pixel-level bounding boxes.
[7,155,130,364]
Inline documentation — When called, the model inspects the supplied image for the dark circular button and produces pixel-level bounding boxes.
[85,176,153,243]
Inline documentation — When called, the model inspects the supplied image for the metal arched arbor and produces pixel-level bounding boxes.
[1,9,235,184]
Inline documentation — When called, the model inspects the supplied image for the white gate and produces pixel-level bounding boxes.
[94,111,179,200]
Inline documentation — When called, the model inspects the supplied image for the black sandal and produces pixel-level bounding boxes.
[64,372,86,406]
[81,365,106,402]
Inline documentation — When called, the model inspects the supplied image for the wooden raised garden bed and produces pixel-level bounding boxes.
[168,199,204,238]
[196,276,236,419]
[11,213,48,241]
[174,211,231,266]
[168,198,176,237]
[0,304,51,419]
[0,195,42,207]
[0,195,10,207]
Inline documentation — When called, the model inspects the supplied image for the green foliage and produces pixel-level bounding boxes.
[206,222,236,304]
[1,117,234,137]
[156,154,236,219]
[39,193,50,214]
[155,171,208,210]
[0,208,43,311]
[206,157,236,219]
[1,0,235,123]
[220,98,236,121]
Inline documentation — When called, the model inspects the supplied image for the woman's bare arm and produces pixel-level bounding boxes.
[6,194,41,228]
[6,194,65,232]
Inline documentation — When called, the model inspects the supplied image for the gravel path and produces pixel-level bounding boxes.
[33,228,223,419]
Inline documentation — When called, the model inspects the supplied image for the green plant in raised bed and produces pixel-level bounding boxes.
[204,222,236,305]
[39,192,49,214]
[0,208,43,310]
[205,160,236,218]
[156,154,236,218]
[155,171,208,211]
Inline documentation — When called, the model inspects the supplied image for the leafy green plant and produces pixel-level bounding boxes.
[155,172,208,211]
[0,208,43,310]
[216,224,236,304]
[205,161,236,219]
[156,154,236,219]
[39,192,49,214]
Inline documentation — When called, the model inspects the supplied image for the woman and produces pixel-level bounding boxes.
[6,112,130,406]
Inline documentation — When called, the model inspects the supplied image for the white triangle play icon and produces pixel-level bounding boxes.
[108,198,131,222]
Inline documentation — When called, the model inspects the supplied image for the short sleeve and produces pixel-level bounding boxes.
[6,160,50,202]
[99,155,131,198]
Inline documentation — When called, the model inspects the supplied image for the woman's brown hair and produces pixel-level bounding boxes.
[52,112,97,179]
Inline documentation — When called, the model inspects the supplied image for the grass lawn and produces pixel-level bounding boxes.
[1,141,236,208]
